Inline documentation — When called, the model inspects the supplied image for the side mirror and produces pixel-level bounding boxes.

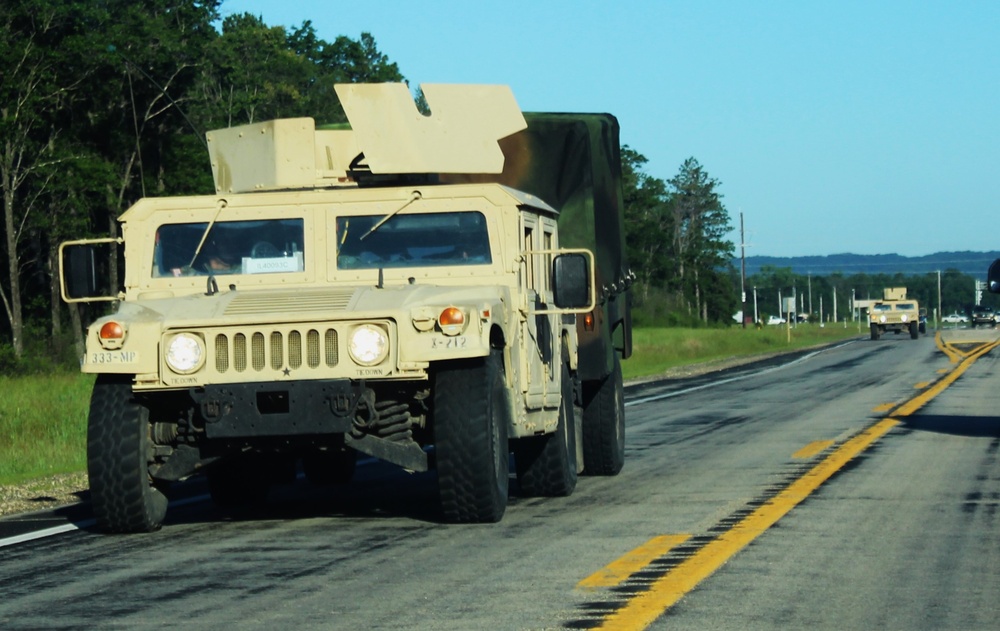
[552,253,590,309]
[59,239,119,302]
[63,244,99,299]
[989,259,1000,293]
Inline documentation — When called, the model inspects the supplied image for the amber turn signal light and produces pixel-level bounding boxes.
[99,321,125,340]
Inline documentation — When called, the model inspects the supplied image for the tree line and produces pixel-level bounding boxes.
[746,266,998,324]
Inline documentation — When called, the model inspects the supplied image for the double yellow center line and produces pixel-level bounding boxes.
[578,338,999,631]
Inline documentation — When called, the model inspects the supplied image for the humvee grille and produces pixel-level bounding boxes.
[214,328,339,373]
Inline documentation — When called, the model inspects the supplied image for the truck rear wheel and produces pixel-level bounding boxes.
[514,363,578,496]
[581,355,625,476]
[909,321,919,339]
[870,323,880,340]
[87,374,168,533]
[434,351,510,523]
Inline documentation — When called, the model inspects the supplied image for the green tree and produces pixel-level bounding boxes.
[667,157,735,322]
[622,147,673,299]
[0,0,95,358]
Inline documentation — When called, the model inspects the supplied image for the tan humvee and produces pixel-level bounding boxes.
[60,84,631,532]
[868,287,921,340]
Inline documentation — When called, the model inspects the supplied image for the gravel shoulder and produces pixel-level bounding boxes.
[0,472,90,518]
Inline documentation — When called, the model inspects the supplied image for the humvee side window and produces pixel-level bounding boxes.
[153,218,304,277]
[336,211,491,269]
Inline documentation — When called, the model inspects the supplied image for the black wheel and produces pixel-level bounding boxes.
[434,350,510,523]
[303,445,357,485]
[87,374,168,533]
[919,322,926,335]
[581,355,625,476]
[909,321,919,339]
[870,323,880,341]
[514,363,578,496]
[207,454,271,508]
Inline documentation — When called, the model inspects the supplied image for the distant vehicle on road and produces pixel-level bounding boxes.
[969,305,996,329]
[766,315,786,325]
[868,287,920,341]
[942,313,968,324]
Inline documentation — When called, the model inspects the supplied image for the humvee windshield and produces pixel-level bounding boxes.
[895,303,916,310]
[337,211,492,269]
[872,304,892,312]
[153,218,304,277]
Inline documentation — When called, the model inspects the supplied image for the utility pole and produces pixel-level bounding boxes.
[740,212,747,328]
[937,270,942,329]
[808,273,812,317]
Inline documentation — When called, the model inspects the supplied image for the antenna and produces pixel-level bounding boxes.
[107,45,208,152]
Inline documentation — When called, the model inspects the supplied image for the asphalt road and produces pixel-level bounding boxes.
[1,330,998,630]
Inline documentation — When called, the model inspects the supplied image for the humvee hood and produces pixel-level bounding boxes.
[129,283,503,327]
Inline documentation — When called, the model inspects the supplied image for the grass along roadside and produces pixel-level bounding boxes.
[623,323,863,381]
[0,372,93,486]
[0,324,864,496]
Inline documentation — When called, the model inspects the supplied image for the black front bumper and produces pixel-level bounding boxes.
[191,379,363,439]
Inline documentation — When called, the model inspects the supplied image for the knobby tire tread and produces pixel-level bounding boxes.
[581,355,626,476]
[434,352,509,523]
[515,364,578,496]
[87,374,168,533]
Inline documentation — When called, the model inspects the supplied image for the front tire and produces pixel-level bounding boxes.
[909,321,919,339]
[514,363,578,496]
[87,374,168,533]
[581,355,625,476]
[434,350,510,523]
[870,323,881,340]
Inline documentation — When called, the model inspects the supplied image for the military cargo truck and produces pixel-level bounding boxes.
[60,83,632,532]
[868,287,920,340]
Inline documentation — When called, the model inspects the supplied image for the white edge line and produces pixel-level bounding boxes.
[0,493,212,549]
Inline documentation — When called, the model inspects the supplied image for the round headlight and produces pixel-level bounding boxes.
[901,314,908,322]
[879,315,887,323]
[348,325,389,366]
[165,333,205,373]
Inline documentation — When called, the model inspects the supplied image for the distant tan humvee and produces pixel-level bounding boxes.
[868,287,921,340]
[60,83,632,532]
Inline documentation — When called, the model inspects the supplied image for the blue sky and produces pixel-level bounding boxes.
[219,0,1000,258]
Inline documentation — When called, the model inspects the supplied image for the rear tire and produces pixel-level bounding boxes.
[434,350,510,523]
[87,375,168,533]
[581,355,625,476]
[514,363,578,496]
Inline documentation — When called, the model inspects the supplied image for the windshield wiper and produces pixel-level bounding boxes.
[360,190,422,241]
[187,198,229,267]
